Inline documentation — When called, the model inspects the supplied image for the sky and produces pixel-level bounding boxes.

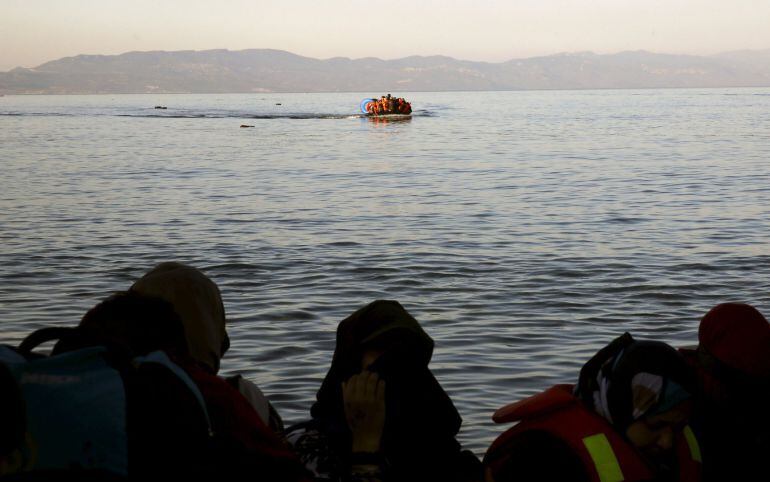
[2,0,770,71]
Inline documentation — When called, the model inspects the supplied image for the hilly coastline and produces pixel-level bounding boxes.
[1,48,770,94]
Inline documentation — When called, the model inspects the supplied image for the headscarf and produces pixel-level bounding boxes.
[130,262,229,374]
[575,333,695,432]
[311,300,465,478]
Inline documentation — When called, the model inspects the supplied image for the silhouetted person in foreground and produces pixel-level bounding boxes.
[129,261,282,430]
[74,289,311,481]
[484,333,702,482]
[287,300,482,482]
[680,303,770,482]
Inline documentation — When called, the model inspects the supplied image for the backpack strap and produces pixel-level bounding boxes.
[18,327,78,356]
[19,326,136,365]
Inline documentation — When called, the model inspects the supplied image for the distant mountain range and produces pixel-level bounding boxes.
[2,48,770,94]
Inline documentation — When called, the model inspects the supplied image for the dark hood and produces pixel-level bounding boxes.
[311,300,463,474]
[327,299,434,379]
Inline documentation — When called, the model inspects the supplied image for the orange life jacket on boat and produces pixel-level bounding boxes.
[487,384,702,482]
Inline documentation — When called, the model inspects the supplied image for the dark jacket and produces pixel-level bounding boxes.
[290,300,481,482]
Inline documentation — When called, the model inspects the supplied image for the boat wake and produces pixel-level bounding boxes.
[1,110,433,120]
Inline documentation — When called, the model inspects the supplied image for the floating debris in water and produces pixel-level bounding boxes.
[240,124,255,128]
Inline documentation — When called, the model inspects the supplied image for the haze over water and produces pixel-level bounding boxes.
[2,89,770,453]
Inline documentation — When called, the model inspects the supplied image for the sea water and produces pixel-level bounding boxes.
[1,89,770,454]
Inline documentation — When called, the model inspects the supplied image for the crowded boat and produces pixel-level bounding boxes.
[361,94,412,116]
[1,261,768,481]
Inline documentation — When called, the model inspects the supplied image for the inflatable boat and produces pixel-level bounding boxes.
[360,96,412,117]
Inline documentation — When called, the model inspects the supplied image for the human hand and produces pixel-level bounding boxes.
[342,370,386,453]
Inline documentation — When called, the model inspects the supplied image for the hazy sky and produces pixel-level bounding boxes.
[2,0,769,71]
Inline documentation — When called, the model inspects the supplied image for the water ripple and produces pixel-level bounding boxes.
[3,89,770,454]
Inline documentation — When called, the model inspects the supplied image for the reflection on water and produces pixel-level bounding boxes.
[366,115,413,125]
[1,89,770,454]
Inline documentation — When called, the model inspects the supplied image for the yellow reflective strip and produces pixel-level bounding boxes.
[583,433,625,482]
[683,425,702,463]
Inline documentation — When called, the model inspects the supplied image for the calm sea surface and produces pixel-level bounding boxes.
[2,90,770,454]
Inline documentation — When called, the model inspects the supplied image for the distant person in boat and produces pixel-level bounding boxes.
[366,95,411,116]
[680,303,770,482]
[286,300,482,482]
[484,333,702,482]
[396,98,411,115]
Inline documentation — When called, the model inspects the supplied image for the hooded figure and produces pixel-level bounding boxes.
[698,303,770,381]
[130,262,229,374]
[67,288,310,481]
[292,300,480,482]
[686,303,770,482]
[129,262,282,430]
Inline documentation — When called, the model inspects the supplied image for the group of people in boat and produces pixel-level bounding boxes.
[1,261,768,481]
[367,94,412,116]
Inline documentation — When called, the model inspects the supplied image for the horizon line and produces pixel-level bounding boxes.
[5,86,770,97]
[5,46,770,73]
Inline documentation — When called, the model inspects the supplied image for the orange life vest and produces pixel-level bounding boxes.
[487,384,702,482]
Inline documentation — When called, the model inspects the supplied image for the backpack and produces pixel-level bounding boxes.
[0,327,214,479]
